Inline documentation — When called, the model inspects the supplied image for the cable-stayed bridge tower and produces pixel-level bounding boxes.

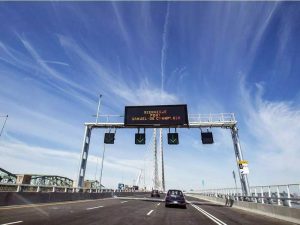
[152,128,160,190]
[159,128,165,192]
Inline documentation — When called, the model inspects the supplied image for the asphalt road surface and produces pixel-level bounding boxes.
[0,194,297,225]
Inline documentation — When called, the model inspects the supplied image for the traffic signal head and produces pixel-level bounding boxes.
[104,133,115,144]
[168,133,179,145]
[201,131,214,144]
[135,133,146,144]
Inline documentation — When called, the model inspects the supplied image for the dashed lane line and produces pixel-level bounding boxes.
[191,204,227,225]
[0,221,23,225]
[147,210,154,216]
[121,201,128,204]
[157,203,161,206]
[86,206,104,210]
[0,198,115,210]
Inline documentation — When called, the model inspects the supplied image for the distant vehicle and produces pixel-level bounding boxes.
[151,189,160,198]
[165,189,187,208]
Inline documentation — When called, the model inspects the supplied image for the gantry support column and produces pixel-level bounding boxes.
[231,125,250,196]
[76,125,92,188]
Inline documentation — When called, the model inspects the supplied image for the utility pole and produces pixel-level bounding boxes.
[96,94,102,124]
[96,94,106,192]
[99,143,106,192]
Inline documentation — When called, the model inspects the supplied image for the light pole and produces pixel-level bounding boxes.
[99,143,106,192]
[96,94,102,124]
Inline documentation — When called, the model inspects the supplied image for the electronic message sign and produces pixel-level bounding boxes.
[124,104,189,126]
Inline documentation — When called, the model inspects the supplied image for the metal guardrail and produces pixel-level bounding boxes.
[0,183,134,193]
[190,184,300,208]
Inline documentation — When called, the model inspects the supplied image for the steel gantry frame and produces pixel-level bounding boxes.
[76,113,250,196]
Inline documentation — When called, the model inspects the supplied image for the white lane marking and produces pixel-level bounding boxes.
[1,221,23,225]
[157,203,160,206]
[86,206,104,210]
[0,198,115,211]
[121,201,128,204]
[191,204,227,225]
[147,209,154,216]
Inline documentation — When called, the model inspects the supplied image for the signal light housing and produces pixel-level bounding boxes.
[135,133,146,144]
[168,133,179,145]
[104,133,115,144]
[201,131,214,144]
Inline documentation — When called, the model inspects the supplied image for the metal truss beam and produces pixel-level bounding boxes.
[0,168,16,184]
[84,113,237,129]
[30,175,73,187]
[84,122,236,129]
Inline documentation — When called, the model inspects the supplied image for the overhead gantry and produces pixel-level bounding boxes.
[76,105,250,196]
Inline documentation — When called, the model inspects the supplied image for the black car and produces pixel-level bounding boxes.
[165,189,186,208]
[151,189,160,198]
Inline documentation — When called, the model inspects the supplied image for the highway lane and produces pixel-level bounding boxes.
[187,197,297,225]
[0,194,297,225]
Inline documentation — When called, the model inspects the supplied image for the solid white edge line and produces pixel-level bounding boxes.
[194,205,227,225]
[192,204,222,225]
[194,205,223,225]
[1,221,23,225]
[191,204,227,225]
[86,206,104,210]
[147,209,154,216]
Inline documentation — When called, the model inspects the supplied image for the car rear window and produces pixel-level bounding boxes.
[167,190,183,196]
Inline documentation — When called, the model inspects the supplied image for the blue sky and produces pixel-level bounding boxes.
[0,2,300,190]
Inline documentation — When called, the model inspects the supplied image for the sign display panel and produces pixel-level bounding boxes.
[135,133,146,144]
[168,133,179,145]
[124,104,188,126]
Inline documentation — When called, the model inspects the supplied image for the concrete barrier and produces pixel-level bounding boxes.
[188,194,300,224]
[0,191,148,206]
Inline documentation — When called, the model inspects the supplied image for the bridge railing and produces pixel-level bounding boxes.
[0,183,137,194]
[190,184,300,208]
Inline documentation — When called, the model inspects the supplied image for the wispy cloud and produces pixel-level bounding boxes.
[111,2,131,47]
[160,3,170,95]
[58,35,179,106]
[239,77,300,184]
[0,38,96,110]
[19,36,87,94]
[38,60,69,67]
[0,139,152,186]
